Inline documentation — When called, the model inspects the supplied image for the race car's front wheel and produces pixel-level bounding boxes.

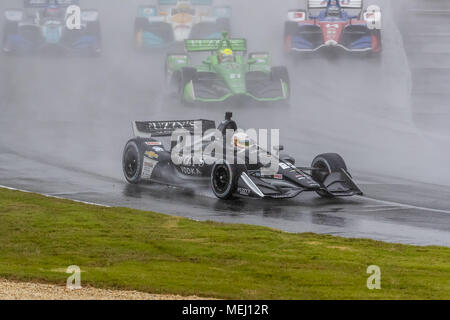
[2,22,18,53]
[284,21,299,55]
[165,53,188,95]
[86,21,102,55]
[271,66,290,101]
[311,153,348,198]
[178,67,197,105]
[122,140,143,184]
[211,161,245,200]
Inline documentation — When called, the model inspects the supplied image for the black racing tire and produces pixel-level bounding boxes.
[14,25,41,44]
[86,21,102,55]
[146,22,174,42]
[178,67,197,104]
[271,66,290,85]
[164,57,169,83]
[211,160,246,200]
[87,21,102,41]
[86,21,101,38]
[164,60,176,95]
[134,17,149,33]
[134,17,148,50]
[374,29,382,50]
[165,53,188,93]
[284,21,299,56]
[311,153,348,198]
[284,21,299,38]
[3,22,18,47]
[271,66,290,100]
[367,30,382,61]
[122,140,143,184]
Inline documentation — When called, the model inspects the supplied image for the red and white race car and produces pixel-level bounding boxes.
[284,0,381,55]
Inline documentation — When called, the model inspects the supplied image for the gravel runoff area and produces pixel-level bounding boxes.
[0,279,208,300]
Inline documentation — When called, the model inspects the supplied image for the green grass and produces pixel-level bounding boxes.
[0,188,449,299]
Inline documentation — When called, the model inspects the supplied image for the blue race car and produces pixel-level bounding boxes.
[3,0,101,55]
[134,0,231,51]
[284,0,382,54]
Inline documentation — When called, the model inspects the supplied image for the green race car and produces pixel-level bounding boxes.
[165,32,290,105]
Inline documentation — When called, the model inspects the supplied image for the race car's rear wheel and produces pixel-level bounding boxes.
[211,161,245,200]
[311,153,348,198]
[122,140,143,184]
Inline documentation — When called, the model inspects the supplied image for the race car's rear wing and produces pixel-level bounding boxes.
[133,119,216,138]
[307,0,362,9]
[158,0,213,5]
[137,5,157,18]
[24,0,80,8]
[308,0,363,17]
[185,38,247,52]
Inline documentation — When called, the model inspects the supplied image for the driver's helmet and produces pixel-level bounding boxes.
[232,132,252,150]
[43,5,62,19]
[326,5,342,17]
[218,48,235,63]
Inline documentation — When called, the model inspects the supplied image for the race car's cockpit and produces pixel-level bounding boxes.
[232,132,252,150]
[218,48,235,63]
[325,5,342,18]
[171,7,196,16]
[42,5,64,19]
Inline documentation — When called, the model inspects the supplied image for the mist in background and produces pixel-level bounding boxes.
[0,0,449,188]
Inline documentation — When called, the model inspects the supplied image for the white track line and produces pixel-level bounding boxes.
[359,196,450,215]
[0,185,111,208]
[2,185,449,216]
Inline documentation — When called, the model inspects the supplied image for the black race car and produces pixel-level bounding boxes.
[122,113,362,200]
[3,0,102,56]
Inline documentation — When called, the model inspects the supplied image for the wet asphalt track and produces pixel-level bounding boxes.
[394,0,450,139]
[1,0,450,246]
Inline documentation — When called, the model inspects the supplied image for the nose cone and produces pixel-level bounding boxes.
[321,22,344,45]
[216,63,247,95]
[228,79,247,95]
[325,40,338,46]
[43,26,62,44]
[172,13,193,24]
[296,176,321,189]
[173,25,192,42]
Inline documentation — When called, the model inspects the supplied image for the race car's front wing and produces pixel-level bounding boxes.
[136,22,224,50]
[236,169,363,199]
[183,78,290,103]
[4,31,101,54]
[287,24,381,53]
